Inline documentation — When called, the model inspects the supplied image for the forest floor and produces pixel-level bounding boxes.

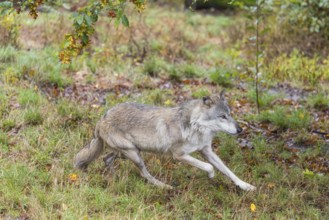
[0,3,329,219]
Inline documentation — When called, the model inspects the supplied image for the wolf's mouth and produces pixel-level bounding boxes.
[223,131,238,135]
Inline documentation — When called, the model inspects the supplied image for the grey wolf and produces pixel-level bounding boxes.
[74,90,256,191]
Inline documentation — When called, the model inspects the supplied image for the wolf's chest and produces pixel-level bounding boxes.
[181,133,213,154]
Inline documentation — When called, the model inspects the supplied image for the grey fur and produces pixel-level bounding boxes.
[74,92,256,191]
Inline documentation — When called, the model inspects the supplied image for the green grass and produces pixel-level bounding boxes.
[307,93,329,110]
[265,49,329,85]
[256,107,312,130]
[24,108,43,125]
[247,90,284,108]
[209,67,234,87]
[0,4,328,220]
[18,89,42,107]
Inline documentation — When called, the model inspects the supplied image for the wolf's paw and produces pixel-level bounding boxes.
[238,182,256,191]
[208,170,215,179]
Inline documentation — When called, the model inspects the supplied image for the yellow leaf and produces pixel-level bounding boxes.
[267,182,275,189]
[69,173,78,182]
[62,203,68,211]
[164,99,172,106]
[250,203,256,212]
[303,168,314,177]
[299,113,305,119]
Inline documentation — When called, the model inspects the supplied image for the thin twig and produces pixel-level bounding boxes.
[255,0,260,114]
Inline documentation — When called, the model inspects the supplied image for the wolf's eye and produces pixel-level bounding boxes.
[219,115,227,119]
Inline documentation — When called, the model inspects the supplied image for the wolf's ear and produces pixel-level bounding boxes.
[202,96,213,106]
[219,89,226,100]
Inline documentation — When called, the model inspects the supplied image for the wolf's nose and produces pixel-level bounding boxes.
[237,126,243,134]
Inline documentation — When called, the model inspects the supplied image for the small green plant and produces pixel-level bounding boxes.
[142,57,167,77]
[47,69,71,88]
[258,107,289,129]
[307,93,329,110]
[257,107,311,130]
[0,11,20,46]
[265,50,329,85]
[209,68,233,87]
[0,92,9,116]
[18,89,41,107]
[289,108,311,129]
[2,66,20,84]
[57,100,83,120]
[139,89,173,105]
[0,130,9,146]
[247,90,282,108]
[24,108,43,125]
[168,67,182,82]
[2,119,16,131]
[0,45,16,63]
[178,63,201,78]
[192,88,211,99]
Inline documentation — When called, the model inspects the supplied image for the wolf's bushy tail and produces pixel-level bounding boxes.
[74,125,103,169]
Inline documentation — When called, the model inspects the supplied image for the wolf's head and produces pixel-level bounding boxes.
[194,90,243,135]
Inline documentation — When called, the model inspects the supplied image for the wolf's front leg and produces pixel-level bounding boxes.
[173,153,215,178]
[201,146,256,191]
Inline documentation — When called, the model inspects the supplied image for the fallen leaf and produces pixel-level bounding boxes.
[164,99,173,106]
[303,168,314,177]
[62,203,68,211]
[69,173,78,182]
[250,203,256,212]
[267,182,275,189]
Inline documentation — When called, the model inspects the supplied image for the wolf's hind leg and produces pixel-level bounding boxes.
[122,149,173,189]
[103,152,118,171]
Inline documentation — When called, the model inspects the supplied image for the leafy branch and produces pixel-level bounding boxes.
[0,0,147,63]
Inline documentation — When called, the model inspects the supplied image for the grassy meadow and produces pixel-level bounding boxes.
[0,2,329,219]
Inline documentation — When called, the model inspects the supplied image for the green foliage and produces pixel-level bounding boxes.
[139,89,174,105]
[142,57,168,77]
[58,0,146,63]
[1,0,147,63]
[1,119,15,132]
[257,107,311,130]
[307,93,329,110]
[192,88,211,99]
[281,0,329,34]
[265,50,329,85]
[0,9,20,46]
[57,100,84,121]
[2,67,20,84]
[247,90,283,107]
[209,67,234,87]
[18,89,42,107]
[0,92,9,116]
[0,130,9,147]
[178,63,201,78]
[289,108,312,129]
[24,108,43,125]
